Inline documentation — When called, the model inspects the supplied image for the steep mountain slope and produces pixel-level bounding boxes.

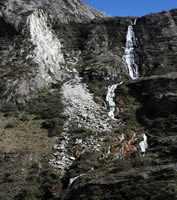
[0,0,106,104]
[1,0,106,26]
[0,0,177,199]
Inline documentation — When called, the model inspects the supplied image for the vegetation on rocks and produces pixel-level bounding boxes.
[1,0,177,199]
[0,86,65,200]
[26,86,66,137]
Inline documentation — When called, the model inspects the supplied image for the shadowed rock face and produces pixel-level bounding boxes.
[0,18,18,37]
[135,9,177,76]
[126,73,177,136]
[1,1,177,200]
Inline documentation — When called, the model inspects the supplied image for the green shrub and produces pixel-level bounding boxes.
[1,103,19,117]
[27,90,64,119]
[26,88,66,137]
[42,117,65,137]
[5,122,16,129]
[19,114,30,121]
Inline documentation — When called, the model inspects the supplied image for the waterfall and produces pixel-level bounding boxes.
[62,174,85,199]
[139,134,148,157]
[67,174,85,189]
[106,81,123,119]
[27,9,68,83]
[8,0,14,10]
[119,133,125,142]
[122,19,139,80]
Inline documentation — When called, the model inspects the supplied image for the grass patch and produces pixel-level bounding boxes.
[26,86,66,137]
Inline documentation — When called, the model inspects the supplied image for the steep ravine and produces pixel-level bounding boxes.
[1,1,177,200]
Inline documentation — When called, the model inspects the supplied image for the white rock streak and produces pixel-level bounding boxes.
[49,121,74,177]
[139,134,148,156]
[27,9,67,84]
[62,77,111,132]
[27,9,78,177]
[50,77,112,176]
[106,82,123,119]
[123,20,139,80]
[26,9,111,178]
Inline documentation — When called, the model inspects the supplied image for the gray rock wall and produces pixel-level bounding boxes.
[135,9,177,75]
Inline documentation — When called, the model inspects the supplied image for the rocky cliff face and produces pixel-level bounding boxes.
[0,0,106,104]
[135,9,177,76]
[1,1,177,200]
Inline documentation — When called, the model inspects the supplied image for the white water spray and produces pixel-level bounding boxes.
[67,174,85,189]
[133,18,137,25]
[106,81,123,119]
[123,19,139,80]
[8,0,14,10]
[27,9,68,83]
[119,133,125,143]
[139,134,148,157]
[62,174,85,199]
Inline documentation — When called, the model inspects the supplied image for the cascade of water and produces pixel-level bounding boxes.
[27,9,68,83]
[133,18,137,25]
[8,0,14,10]
[119,133,125,142]
[139,134,148,157]
[122,19,139,80]
[62,174,85,199]
[106,81,123,119]
[67,174,85,189]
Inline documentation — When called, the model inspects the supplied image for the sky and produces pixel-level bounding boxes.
[83,0,177,17]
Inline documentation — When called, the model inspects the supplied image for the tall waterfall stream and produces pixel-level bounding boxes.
[106,19,139,120]
[122,19,139,80]
[105,19,148,156]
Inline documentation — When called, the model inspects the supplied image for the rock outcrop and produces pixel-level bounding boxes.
[1,0,106,27]
[0,0,107,104]
[135,9,177,75]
